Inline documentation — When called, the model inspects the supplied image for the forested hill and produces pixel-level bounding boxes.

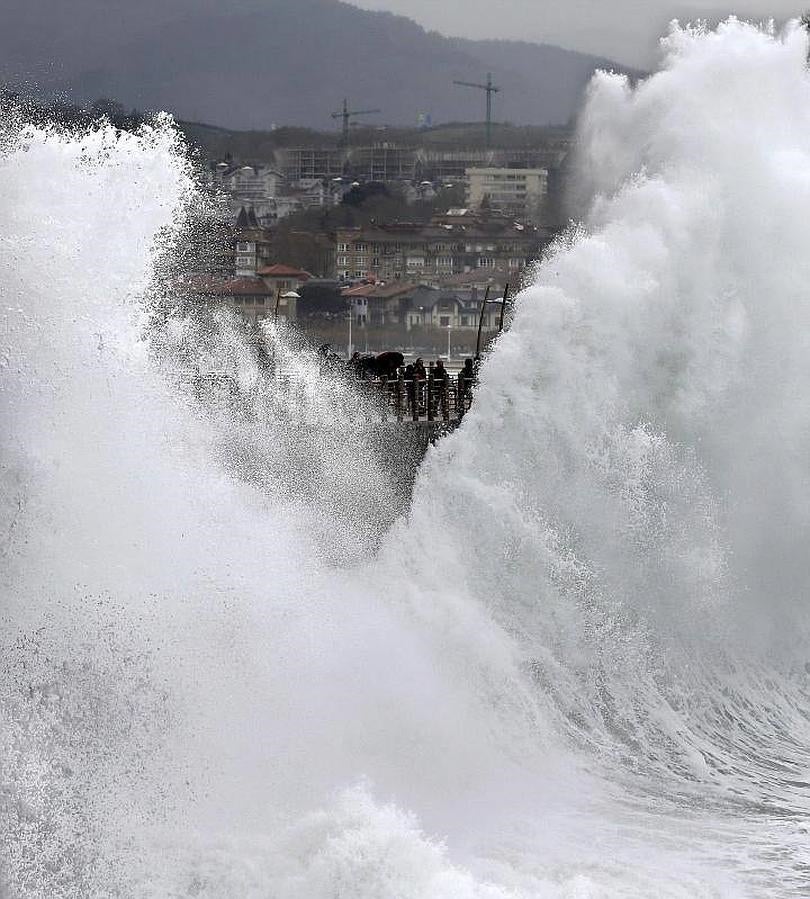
[0,0,640,130]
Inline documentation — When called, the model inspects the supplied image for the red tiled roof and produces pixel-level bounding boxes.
[257,264,312,279]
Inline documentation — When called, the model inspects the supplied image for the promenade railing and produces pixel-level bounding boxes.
[351,370,474,424]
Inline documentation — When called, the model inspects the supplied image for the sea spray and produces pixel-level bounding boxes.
[3,18,810,898]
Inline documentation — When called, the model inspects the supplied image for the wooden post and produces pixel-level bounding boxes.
[427,372,435,421]
[274,288,282,320]
[441,378,449,422]
[396,368,404,422]
[475,284,491,359]
[411,377,419,421]
[498,283,510,333]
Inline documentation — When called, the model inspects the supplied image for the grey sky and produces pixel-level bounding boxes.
[350,0,803,66]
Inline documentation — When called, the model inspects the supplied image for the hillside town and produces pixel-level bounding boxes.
[183,131,573,356]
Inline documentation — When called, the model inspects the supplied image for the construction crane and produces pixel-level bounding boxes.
[453,72,500,147]
[331,99,381,145]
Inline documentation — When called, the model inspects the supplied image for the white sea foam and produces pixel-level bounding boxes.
[3,17,810,898]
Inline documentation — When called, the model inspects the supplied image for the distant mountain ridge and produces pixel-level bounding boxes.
[0,0,641,130]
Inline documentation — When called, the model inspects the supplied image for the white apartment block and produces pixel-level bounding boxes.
[465,167,548,221]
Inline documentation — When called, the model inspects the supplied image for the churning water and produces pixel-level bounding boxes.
[3,17,810,898]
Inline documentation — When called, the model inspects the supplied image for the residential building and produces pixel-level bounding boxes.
[340,281,508,332]
[290,178,331,209]
[334,214,545,282]
[257,264,312,307]
[184,275,279,325]
[465,167,548,221]
[403,286,502,331]
[341,282,418,326]
[234,207,272,276]
[219,164,285,204]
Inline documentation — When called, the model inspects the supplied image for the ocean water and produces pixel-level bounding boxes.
[3,18,810,898]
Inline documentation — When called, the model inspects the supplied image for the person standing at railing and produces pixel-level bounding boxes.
[404,362,416,414]
[413,358,426,413]
[434,359,451,421]
[459,357,475,413]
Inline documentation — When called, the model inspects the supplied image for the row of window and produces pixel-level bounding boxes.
[339,256,525,273]
[337,240,534,254]
[338,248,528,261]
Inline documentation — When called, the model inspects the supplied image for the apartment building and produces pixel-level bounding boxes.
[465,167,548,221]
[334,216,544,282]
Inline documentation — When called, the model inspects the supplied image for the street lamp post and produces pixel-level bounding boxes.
[277,290,300,322]
[446,322,451,360]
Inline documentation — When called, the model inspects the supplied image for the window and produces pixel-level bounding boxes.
[337,255,348,265]
[356,256,367,267]
[478,257,495,269]
[439,316,450,327]
[338,242,350,251]
[236,241,253,252]
[354,270,364,278]
[355,242,368,252]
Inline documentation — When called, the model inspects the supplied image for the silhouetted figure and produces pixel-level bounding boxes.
[373,351,405,378]
[459,357,475,415]
[404,362,416,412]
[413,358,426,412]
[351,350,405,379]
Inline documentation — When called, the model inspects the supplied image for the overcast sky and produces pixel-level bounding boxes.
[350,0,804,65]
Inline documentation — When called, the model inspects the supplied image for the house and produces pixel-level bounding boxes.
[183,275,280,325]
[341,281,418,326]
[234,206,272,276]
[218,164,286,206]
[338,281,503,332]
[257,264,312,298]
